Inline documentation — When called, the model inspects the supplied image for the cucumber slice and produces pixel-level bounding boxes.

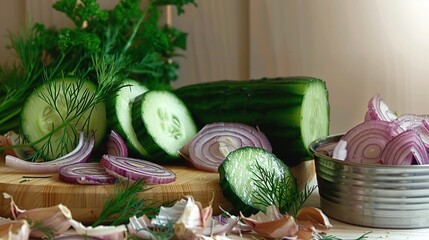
[218,147,297,215]
[107,79,149,157]
[131,90,197,161]
[21,78,106,160]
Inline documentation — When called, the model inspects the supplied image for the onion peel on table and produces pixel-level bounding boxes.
[3,192,72,238]
[240,205,332,239]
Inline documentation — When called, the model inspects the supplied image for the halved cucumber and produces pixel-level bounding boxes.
[131,90,197,161]
[174,77,330,166]
[218,147,297,215]
[21,78,107,160]
[107,79,149,157]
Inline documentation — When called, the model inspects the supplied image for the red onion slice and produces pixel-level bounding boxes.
[59,163,117,185]
[107,130,128,157]
[100,155,176,184]
[394,114,429,131]
[381,130,429,165]
[182,122,272,172]
[340,120,403,164]
[366,94,397,121]
[5,132,95,173]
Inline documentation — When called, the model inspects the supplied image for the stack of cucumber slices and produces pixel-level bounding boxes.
[107,80,198,162]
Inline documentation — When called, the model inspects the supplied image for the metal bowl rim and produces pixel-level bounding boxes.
[309,133,429,170]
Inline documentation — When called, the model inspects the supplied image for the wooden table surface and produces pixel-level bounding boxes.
[1,154,429,239]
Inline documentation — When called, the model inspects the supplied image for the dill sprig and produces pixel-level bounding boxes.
[92,179,161,227]
[315,231,372,240]
[27,220,56,239]
[252,161,316,217]
[0,0,197,154]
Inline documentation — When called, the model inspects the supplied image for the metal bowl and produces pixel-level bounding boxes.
[309,134,429,229]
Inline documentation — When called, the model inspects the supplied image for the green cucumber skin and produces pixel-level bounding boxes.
[106,79,149,157]
[131,93,169,161]
[218,146,296,216]
[131,90,197,162]
[174,76,330,166]
[218,163,259,215]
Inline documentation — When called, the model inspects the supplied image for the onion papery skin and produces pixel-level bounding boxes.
[366,94,397,121]
[340,120,403,164]
[5,132,95,173]
[184,122,272,172]
[381,130,429,165]
[59,163,117,185]
[107,130,128,157]
[100,155,176,184]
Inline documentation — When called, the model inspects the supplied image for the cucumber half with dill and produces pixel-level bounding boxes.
[21,77,107,160]
[218,146,298,215]
[107,79,149,157]
[174,76,330,166]
[131,90,197,162]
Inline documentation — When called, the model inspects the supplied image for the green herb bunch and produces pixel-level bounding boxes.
[0,0,196,157]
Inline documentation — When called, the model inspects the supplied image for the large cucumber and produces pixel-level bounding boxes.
[174,76,330,166]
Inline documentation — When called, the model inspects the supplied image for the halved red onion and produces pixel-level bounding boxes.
[366,94,397,121]
[181,122,272,172]
[340,120,403,164]
[107,130,128,157]
[5,132,95,173]
[381,130,429,165]
[59,163,117,185]
[100,155,176,184]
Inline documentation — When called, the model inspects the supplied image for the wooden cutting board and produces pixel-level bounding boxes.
[0,154,315,224]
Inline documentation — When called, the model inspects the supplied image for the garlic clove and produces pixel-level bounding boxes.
[4,192,72,238]
[240,205,299,239]
[173,196,213,240]
[151,198,188,226]
[0,219,30,240]
[296,207,333,229]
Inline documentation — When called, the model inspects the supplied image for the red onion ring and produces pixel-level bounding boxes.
[366,94,397,121]
[381,130,429,165]
[5,132,95,173]
[100,155,176,184]
[106,130,128,157]
[340,120,403,164]
[59,163,117,185]
[393,114,429,131]
[182,122,272,172]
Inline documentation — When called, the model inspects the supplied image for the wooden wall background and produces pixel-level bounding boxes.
[2,0,429,134]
